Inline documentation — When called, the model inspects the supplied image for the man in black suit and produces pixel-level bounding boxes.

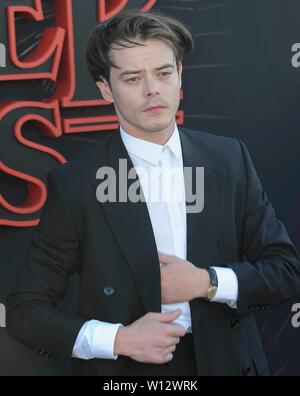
[6,10,300,376]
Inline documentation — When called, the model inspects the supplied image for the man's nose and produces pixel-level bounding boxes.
[144,77,160,97]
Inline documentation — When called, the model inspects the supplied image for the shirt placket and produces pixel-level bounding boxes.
[160,147,186,260]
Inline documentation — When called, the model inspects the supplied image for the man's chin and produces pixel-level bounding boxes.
[141,119,175,134]
[142,126,172,134]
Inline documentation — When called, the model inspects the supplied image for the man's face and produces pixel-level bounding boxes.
[97,39,182,138]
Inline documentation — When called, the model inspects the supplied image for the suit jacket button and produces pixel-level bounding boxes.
[242,366,252,376]
[231,318,240,329]
[103,286,115,296]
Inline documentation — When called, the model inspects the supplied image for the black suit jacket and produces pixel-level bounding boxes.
[6,128,300,376]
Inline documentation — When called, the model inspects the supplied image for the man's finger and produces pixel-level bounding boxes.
[168,345,176,353]
[151,309,182,323]
[158,252,176,265]
[166,353,173,362]
[169,324,186,337]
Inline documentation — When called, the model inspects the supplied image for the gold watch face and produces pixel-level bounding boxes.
[207,285,218,300]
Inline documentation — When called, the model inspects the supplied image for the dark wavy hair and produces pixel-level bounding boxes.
[86,10,194,83]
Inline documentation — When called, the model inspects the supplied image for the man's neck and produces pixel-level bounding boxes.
[119,123,176,146]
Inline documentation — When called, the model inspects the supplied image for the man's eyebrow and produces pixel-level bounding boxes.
[119,63,175,77]
[119,69,142,77]
[155,63,175,71]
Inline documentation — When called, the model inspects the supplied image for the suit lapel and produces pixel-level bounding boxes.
[94,131,161,314]
[179,129,225,270]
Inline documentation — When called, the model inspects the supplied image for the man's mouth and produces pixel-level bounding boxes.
[144,105,167,113]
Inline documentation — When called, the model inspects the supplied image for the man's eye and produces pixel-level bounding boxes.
[158,72,172,78]
[127,77,140,83]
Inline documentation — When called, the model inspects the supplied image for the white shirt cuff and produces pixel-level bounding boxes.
[72,320,123,360]
[210,267,239,309]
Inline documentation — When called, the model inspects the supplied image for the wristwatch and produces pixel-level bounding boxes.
[206,267,218,301]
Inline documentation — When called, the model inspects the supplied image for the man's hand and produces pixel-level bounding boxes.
[114,309,185,364]
[159,252,210,304]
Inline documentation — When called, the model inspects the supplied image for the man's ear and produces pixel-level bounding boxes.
[96,80,114,103]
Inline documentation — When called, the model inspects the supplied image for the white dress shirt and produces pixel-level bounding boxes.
[72,125,238,360]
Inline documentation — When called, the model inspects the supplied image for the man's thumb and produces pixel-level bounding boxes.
[158,309,182,322]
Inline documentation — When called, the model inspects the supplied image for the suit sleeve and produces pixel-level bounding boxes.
[6,169,88,367]
[226,140,300,316]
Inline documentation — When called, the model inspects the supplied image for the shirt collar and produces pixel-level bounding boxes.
[120,125,182,165]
